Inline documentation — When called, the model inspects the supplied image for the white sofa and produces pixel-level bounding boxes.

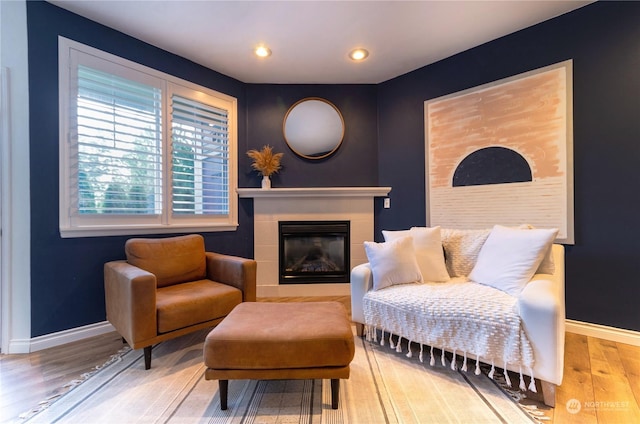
[350,226,565,407]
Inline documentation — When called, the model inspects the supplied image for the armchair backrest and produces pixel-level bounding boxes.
[125,234,207,287]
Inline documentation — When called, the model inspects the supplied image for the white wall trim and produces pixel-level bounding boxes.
[29,321,116,352]
[0,67,10,354]
[566,319,640,347]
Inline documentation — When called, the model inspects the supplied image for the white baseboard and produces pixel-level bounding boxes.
[29,321,116,352]
[6,338,31,354]
[565,319,640,347]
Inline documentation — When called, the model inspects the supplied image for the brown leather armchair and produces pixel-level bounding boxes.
[104,234,257,369]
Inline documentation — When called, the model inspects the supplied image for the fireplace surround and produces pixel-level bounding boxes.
[237,187,391,296]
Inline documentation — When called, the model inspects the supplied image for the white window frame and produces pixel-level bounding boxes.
[58,37,238,238]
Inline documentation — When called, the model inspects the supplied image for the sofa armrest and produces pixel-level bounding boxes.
[517,244,565,385]
[104,260,157,346]
[206,252,257,302]
[350,263,373,325]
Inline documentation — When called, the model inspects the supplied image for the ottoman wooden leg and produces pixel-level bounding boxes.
[331,379,340,409]
[219,380,229,410]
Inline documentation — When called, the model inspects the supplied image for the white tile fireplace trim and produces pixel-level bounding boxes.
[238,187,391,297]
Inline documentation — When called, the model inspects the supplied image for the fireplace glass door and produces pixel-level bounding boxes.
[279,221,350,284]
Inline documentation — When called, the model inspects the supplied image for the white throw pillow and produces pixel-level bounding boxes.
[382,227,450,282]
[468,225,558,296]
[364,236,423,291]
[517,224,556,274]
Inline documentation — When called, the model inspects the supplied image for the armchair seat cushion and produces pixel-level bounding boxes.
[156,279,242,333]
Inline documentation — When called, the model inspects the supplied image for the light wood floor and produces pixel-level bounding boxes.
[1,296,638,423]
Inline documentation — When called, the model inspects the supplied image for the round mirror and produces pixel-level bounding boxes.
[283,97,345,159]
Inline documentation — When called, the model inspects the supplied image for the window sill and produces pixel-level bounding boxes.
[60,223,238,238]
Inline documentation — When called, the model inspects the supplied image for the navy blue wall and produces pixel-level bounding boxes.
[377,2,640,331]
[244,84,378,188]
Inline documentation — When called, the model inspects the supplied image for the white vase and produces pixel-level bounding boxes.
[261,175,271,189]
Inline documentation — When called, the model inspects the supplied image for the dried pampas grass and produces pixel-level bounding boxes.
[247,145,283,176]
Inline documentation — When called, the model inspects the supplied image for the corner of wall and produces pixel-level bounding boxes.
[0,0,32,354]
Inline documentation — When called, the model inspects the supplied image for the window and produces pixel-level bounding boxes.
[59,37,237,237]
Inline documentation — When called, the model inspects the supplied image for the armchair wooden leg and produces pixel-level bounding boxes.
[143,346,152,370]
[219,380,229,410]
[540,380,556,407]
[355,323,365,337]
[330,379,340,409]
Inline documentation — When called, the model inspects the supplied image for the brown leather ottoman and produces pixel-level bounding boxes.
[203,301,355,410]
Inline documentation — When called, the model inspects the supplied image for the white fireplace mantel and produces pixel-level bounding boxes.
[239,186,391,297]
[237,186,391,198]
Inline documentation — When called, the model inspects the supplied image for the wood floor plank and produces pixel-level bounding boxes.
[554,332,598,424]
[588,337,640,423]
[617,341,640,410]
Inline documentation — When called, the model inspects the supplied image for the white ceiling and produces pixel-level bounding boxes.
[48,1,592,84]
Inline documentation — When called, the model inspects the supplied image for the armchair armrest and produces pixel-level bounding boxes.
[104,260,157,347]
[206,252,257,302]
[350,263,373,325]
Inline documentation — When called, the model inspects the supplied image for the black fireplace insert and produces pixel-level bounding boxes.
[279,220,350,284]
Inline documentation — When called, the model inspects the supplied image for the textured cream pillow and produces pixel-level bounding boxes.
[382,227,450,282]
[537,248,556,275]
[441,228,491,277]
[468,225,558,296]
[364,236,423,291]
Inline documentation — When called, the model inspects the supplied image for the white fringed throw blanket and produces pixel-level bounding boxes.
[363,279,537,392]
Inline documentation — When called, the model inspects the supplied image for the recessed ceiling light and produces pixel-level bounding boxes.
[255,46,272,58]
[349,48,369,61]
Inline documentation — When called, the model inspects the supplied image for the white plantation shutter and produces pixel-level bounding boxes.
[73,65,163,215]
[59,37,237,237]
[170,94,229,215]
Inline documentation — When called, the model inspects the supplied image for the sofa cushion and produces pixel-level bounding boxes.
[468,225,558,296]
[382,227,450,282]
[364,236,423,290]
[441,228,491,277]
[363,279,535,370]
[125,234,207,288]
